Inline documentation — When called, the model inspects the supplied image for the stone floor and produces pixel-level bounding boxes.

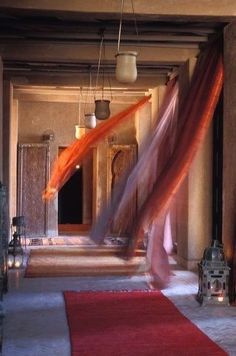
[1,252,236,356]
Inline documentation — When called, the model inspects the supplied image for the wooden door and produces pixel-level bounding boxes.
[108,144,137,236]
[17,143,49,237]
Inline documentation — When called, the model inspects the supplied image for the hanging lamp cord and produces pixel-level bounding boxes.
[117,0,139,52]
[95,33,104,100]
[131,0,139,46]
[103,42,113,102]
[117,0,124,53]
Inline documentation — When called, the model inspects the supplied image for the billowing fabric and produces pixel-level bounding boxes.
[92,42,223,286]
[91,78,179,245]
[42,95,151,200]
[130,43,223,255]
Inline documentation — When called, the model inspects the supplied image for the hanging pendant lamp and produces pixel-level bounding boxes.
[115,51,137,83]
[84,113,97,129]
[115,0,138,84]
[95,99,111,120]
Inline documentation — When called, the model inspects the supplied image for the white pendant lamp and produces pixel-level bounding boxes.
[84,113,97,129]
[115,0,138,84]
[115,51,137,83]
[75,125,85,139]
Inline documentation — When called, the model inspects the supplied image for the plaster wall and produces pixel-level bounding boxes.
[17,98,139,235]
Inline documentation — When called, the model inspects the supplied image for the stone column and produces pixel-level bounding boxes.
[223,22,236,300]
[3,81,13,187]
[9,99,18,221]
[176,58,213,270]
[0,58,3,182]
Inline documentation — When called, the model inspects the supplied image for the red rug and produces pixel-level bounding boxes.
[64,290,227,356]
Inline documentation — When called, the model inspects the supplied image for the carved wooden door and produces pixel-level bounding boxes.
[17,143,49,237]
[108,144,137,236]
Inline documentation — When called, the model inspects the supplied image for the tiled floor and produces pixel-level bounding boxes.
[1,251,236,356]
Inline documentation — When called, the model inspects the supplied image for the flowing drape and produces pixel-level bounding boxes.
[129,43,223,257]
[91,42,223,286]
[42,95,151,200]
[90,78,179,243]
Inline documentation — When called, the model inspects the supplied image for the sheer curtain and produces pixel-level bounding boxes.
[92,42,223,286]
[43,95,150,200]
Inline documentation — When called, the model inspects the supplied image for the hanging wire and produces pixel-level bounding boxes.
[131,0,139,46]
[103,42,113,102]
[95,33,104,100]
[117,0,139,52]
[117,0,124,53]
[84,67,92,114]
[77,87,82,126]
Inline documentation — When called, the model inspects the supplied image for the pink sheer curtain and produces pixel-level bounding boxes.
[91,78,179,244]
[134,43,223,286]
[92,42,223,286]
[130,43,223,250]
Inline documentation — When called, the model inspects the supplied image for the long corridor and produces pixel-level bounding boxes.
[2,252,236,355]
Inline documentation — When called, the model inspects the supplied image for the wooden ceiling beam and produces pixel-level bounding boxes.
[8,72,166,89]
[0,0,235,19]
[0,41,198,63]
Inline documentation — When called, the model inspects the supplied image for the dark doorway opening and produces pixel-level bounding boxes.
[58,167,83,224]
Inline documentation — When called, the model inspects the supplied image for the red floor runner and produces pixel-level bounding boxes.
[64,290,227,356]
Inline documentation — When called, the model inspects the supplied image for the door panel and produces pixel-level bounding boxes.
[17,143,49,237]
[108,144,137,236]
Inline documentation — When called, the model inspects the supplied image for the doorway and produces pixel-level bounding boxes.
[57,147,93,234]
[58,166,83,225]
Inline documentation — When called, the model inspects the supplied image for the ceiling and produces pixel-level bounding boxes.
[0,7,227,96]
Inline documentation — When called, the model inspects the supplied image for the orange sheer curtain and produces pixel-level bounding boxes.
[43,95,151,200]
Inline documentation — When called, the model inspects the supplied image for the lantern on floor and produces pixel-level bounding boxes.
[197,240,230,305]
[7,216,25,269]
[115,0,138,84]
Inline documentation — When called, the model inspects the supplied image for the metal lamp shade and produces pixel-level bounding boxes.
[95,100,111,120]
[84,113,97,129]
[115,51,138,83]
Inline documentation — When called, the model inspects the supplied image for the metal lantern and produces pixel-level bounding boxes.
[95,99,111,120]
[0,182,8,295]
[84,113,97,129]
[7,234,24,269]
[7,216,25,269]
[115,51,138,84]
[197,240,230,305]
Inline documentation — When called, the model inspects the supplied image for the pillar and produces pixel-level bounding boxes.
[223,22,236,301]
[0,58,3,182]
[176,57,213,270]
